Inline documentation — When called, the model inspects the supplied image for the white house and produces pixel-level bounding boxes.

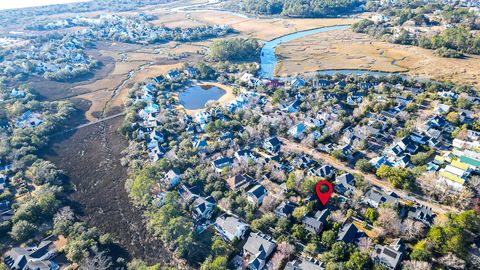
[214,216,249,242]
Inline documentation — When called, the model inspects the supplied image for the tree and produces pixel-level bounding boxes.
[402,260,432,270]
[79,251,112,270]
[355,159,374,173]
[445,111,460,125]
[210,38,260,61]
[127,260,161,270]
[375,207,401,237]
[291,224,308,241]
[292,206,308,221]
[304,241,319,257]
[211,238,231,257]
[437,253,465,269]
[130,165,164,206]
[10,220,37,241]
[271,242,295,270]
[200,256,228,270]
[53,206,75,235]
[346,251,371,270]
[321,230,337,249]
[364,208,378,223]
[410,240,433,261]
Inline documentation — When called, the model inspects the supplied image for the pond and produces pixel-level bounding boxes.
[179,85,226,110]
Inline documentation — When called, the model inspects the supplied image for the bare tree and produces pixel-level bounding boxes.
[437,253,466,270]
[402,260,432,270]
[79,251,112,270]
[329,210,347,224]
[468,175,480,195]
[260,195,279,213]
[402,219,425,241]
[271,242,295,270]
[358,237,374,254]
[376,208,401,238]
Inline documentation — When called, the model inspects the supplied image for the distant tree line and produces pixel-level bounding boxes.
[352,4,480,58]
[235,0,362,17]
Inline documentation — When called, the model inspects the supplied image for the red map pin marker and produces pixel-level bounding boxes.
[315,180,333,205]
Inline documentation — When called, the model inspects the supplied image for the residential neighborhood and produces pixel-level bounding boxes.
[1,0,480,270]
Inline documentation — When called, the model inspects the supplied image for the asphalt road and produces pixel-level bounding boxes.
[279,137,459,215]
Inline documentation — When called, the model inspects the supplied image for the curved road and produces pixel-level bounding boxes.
[279,137,459,215]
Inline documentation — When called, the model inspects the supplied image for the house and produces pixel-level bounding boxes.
[285,257,325,270]
[243,233,276,270]
[247,184,267,206]
[282,99,302,113]
[193,139,209,151]
[227,174,253,191]
[184,67,199,78]
[335,173,357,196]
[337,222,362,243]
[3,238,68,270]
[373,239,404,270]
[10,88,26,98]
[291,78,306,88]
[364,189,399,208]
[0,120,9,130]
[235,149,258,162]
[304,117,324,129]
[307,165,335,179]
[263,137,281,154]
[166,70,180,80]
[148,146,166,162]
[370,156,394,169]
[288,123,306,138]
[192,196,215,220]
[266,79,283,88]
[212,156,233,172]
[0,200,10,214]
[161,169,181,189]
[15,111,43,129]
[241,73,261,87]
[0,174,6,194]
[152,75,165,84]
[434,104,451,115]
[407,205,435,225]
[302,209,330,234]
[195,111,212,124]
[274,201,297,218]
[214,215,249,242]
[337,144,353,156]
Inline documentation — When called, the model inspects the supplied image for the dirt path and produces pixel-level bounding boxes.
[45,116,174,264]
[278,137,459,214]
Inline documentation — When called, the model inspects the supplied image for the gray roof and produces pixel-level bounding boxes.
[365,189,398,207]
[274,201,297,218]
[285,258,325,270]
[407,205,435,225]
[373,239,404,270]
[243,232,276,257]
[302,209,330,234]
[215,216,248,238]
[335,173,357,195]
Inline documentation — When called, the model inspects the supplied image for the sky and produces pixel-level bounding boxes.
[0,0,91,11]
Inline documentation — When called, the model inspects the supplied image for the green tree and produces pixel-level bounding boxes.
[321,230,336,249]
[200,256,228,270]
[10,220,38,241]
[346,252,372,270]
[364,208,378,223]
[355,159,374,173]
